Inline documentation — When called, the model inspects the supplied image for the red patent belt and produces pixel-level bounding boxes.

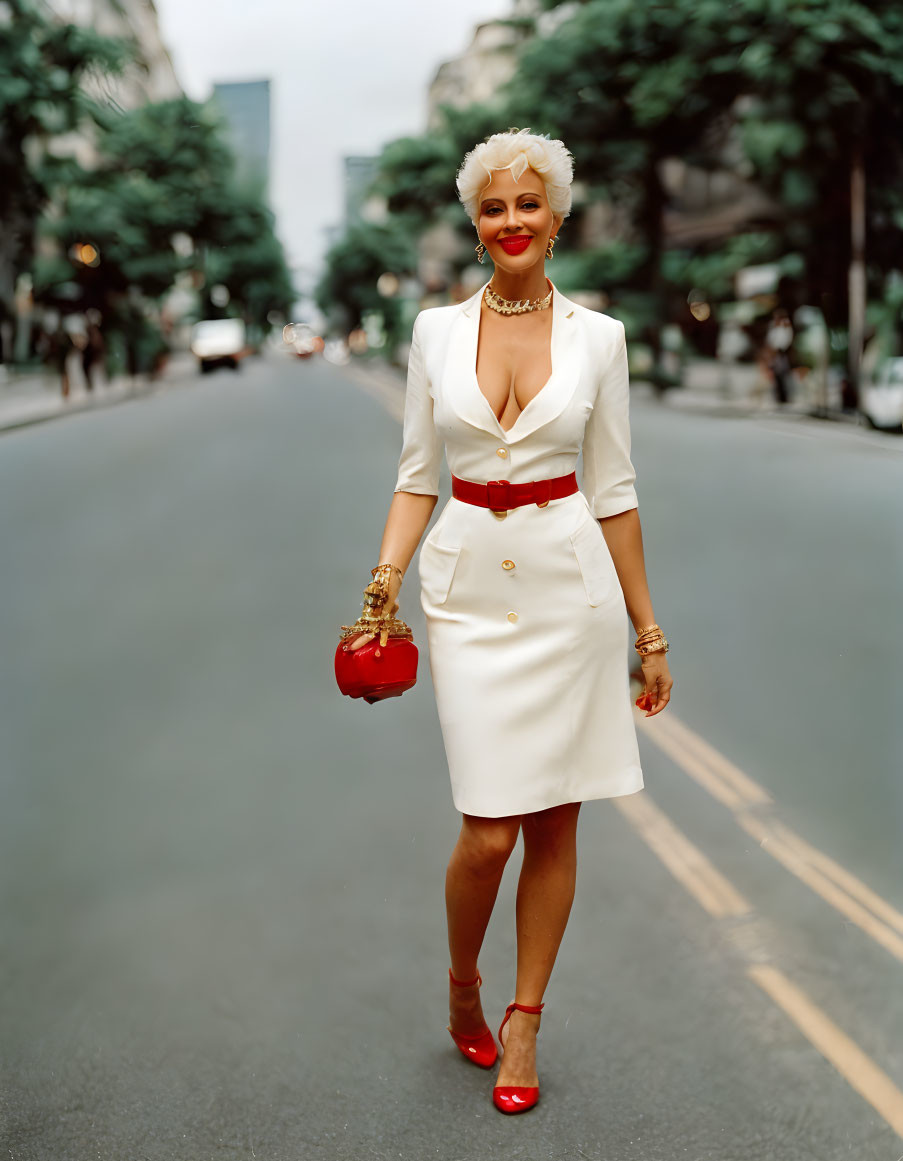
[451,470,578,513]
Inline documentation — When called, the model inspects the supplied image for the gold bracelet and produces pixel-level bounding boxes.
[635,623,660,638]
[372,562,404,583]
[636,636,669,656]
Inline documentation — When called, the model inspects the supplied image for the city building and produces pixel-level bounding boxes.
[43,0,181,110]
[39,0,181,172]
[211,80,271,195]
[343,156,384,228]
[425,0,567,130]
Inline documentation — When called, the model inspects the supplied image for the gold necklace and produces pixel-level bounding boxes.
[484,280,553,315]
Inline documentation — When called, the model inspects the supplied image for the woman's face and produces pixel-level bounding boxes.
[477,166,560,275]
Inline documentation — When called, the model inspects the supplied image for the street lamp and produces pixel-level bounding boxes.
[69,242,101,268]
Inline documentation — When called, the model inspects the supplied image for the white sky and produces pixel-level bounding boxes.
[153,0,513,287]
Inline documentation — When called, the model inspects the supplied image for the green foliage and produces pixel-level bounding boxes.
[373,134,459,231]
[0,0,293,351]
[35,95,294,331]
[502,0,903,333]
[322,0,903,353]
[0,0,128,308]
[548,240,647,296]
[373,101,511,242]
[315,221,418,341]
[662,233,782,302]
[203,193,295,331]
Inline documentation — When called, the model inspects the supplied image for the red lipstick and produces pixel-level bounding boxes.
[498,236,532,255]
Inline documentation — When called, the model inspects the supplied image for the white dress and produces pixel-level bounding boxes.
[393,280,644,818]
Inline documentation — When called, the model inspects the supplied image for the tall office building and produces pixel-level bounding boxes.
[211,80,271,195]
[343,156,382,228]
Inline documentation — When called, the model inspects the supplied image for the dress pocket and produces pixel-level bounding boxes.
[568,517,618,607]
[419,540,462,607]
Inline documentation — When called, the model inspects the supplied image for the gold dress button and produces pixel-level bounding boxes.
[507,611,518,623]
[496,448,508,458]
[502,560,515,570]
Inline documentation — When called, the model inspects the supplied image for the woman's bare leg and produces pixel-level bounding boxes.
[496,801,581,1087]
[446,813,521,1036]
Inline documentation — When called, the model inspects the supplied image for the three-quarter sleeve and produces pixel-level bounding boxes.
[581,321,639,518]
[393,314,441,496]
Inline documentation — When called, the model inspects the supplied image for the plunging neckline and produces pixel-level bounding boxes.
[472,291,556,437]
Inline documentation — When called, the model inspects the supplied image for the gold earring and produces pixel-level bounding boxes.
[475,240,486,264]
[546,235,557,260]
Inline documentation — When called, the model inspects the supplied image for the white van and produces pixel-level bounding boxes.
[190,319,247,373]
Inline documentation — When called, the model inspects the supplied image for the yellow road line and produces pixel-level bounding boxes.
[637,710,903,962]
[655,714,772,806]
[637,717,748,810]
[616,789,903,1140]
[615,792,750,919]
[770,820,903,936]
[747,963,903,1139]
[736,812,903,964]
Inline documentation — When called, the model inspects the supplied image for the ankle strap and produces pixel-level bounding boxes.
[507,1001,544,1016]
[497,999,544,1048]
[449,968,482,988]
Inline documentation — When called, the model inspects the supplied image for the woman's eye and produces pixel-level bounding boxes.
[483,202,539,215]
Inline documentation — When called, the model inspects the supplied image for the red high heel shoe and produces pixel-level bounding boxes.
[492,1000,544,1114]
[447,969,498,1069]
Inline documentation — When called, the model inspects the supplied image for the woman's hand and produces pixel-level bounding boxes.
[340,572,403,652]
[639,650,672,716]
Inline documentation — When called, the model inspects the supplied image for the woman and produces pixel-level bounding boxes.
[340,128,673,1114]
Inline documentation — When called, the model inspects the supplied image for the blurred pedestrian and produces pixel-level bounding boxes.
[81,309,105,392]
[41,314,74,399]
[765,308,795,404]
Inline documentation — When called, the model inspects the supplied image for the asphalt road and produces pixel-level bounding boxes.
[1,351,901,1160]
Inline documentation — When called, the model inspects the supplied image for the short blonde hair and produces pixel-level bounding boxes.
[456,127,575,227]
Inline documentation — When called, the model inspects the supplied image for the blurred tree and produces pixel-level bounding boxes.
[315,221,418,346]
[504,0,751,380]
[203,192,295,341]
[373,133,459,233]
[517,0,903,388]
[372,102,513,260]
[35,96,293,350]
[0,0,126,357]
[728,0,903,395]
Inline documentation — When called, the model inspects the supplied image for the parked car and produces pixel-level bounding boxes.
[190,319,247,373]
[860,357,903,432]
[283,322,324,359]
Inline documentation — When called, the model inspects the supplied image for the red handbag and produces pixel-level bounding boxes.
[336,566,418,704]
[334,636,418,704]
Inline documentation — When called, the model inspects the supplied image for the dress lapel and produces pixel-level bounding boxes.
[442,280,581,445]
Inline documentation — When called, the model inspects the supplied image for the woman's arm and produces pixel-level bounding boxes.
[600,508,672,716]
[343,314,441,651]
[582,320,672,715]
[378,491,438,579]
[380,314,442,593]
[598,508,654,633]
[342,492,436,653]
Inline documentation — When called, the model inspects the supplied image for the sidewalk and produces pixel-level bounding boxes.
[636,357,844,422]
[0,351,197,435]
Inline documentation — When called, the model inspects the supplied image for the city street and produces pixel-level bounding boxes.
[1,351,901,1160]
